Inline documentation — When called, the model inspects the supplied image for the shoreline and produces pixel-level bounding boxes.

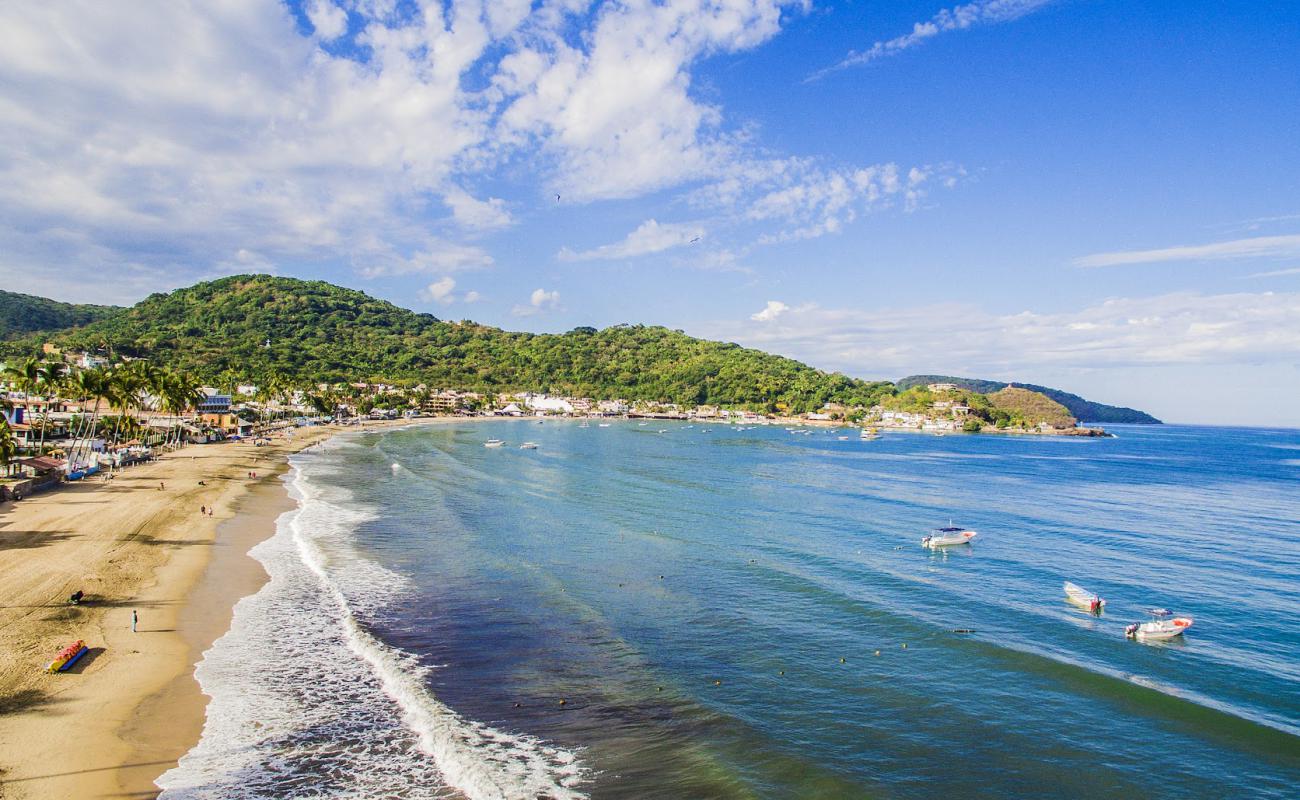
[0,417,464,799]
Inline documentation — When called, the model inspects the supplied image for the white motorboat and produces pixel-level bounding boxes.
[519,442,538,450]
[922,525,977,548]
[1063,581,1106,614]
[484,439,505,448]
[598,423,611,427]
[860,428,880,440]
[1125,609,1193,640]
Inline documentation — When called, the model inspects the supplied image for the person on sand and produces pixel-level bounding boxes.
[132,609,138,633]
[159,481,165,491]
[200,505,206,515]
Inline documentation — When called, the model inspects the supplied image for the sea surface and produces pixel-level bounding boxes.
[158,421,1300,799]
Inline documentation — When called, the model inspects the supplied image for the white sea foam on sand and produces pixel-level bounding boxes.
[157,449,585,799]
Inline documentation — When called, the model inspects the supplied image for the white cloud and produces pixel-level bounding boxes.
[463,289,482,303]
[559,219,704,262]
[1248,267,1300,279]
[810,0,1055,80]
[493,0,802,201]
[444,188,513,231]
[704,291,1300,376]
[750,300,790,321]
[1076,235,1300,268]
[0,0,960,299]
[420,276,457,305]
[306,0,348,41]
[357,242,494,277]
[513,287,562,316]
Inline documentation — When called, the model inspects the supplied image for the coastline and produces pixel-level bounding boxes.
[0,418,460,799]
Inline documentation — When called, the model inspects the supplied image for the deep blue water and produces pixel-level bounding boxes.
[164,421,1300,799]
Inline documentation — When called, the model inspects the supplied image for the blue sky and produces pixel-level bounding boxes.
[2,1,1299,425]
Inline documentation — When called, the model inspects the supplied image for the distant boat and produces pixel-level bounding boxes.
[484,439,505,448]
[922,525,977,548]
[598,423,611,427]
[861,428,880,440]
[1063,581,1106,614]
[1125,609,1193,641]
[520,442,538,450]
[837,435,849,440]
[579,421,590,428]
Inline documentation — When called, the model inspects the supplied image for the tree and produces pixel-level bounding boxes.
[0,419,17,476]
[3,357,40,454]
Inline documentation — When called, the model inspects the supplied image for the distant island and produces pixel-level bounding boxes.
[0,277,1157,433]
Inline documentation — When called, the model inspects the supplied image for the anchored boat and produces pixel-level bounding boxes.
[1064,581,1106,614]
[922,525,977,548]
[1125,609,1193,640]
[484,439,505,448]
[519,442,538,449]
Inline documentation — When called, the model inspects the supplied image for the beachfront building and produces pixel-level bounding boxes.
[597,399,630,415]
[524,394,574,415]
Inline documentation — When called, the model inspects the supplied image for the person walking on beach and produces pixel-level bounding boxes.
[201,505,206,515]
[132,609,138,633]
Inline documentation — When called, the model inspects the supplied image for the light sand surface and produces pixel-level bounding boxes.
[0,418,467,799]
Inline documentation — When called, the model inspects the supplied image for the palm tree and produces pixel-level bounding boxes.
[0,419,18,477]
[3,357,40,454]
[68,368,109,468]
[34,360,67,455]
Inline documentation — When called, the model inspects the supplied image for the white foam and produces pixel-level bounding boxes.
[158,448,586,799]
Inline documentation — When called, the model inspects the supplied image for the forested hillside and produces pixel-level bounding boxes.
[0,289,120,340]
[22,275,894,412]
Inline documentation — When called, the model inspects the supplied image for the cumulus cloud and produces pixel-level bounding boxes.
[306,0,348,41]
[559,219,704,262]
[750,300,790,321]
[420,276,457,305]
[0,0,814,299]
[704,291,1300,375]
[444,188,513,231]
[810,0,1055,80]
[1075,234,1300,268]
[513,287,562,316]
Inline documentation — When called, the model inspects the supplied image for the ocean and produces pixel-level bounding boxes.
[157,420,1300,798]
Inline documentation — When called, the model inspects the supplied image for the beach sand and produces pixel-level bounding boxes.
[0,420,439,799]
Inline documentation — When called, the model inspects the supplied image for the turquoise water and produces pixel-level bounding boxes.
[165,421,1300,798]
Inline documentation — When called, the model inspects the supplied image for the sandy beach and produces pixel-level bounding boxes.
[0,420,439,799]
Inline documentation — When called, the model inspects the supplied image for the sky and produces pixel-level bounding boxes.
[2,0,1299,426]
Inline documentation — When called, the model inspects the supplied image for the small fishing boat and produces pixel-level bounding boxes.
[598,423,611,427]
[46,640,89,673]
[860,428,880,440]
[1064,581,1106,614]
[484,439,505,448]
[519,442,538,450]
[1125,609,1193,640]
[579,422,590,428]
[922,525,977,548]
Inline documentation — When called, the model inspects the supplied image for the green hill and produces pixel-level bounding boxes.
[0,289,120,340]
[21,275,893,413]
[897,374,1160,424]
[987,387,1076,429]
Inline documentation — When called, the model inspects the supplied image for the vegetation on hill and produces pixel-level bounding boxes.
[896,374,1160,424]
[18,275,894,413]
[0,290,120,340]
[986,387,1076,429]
